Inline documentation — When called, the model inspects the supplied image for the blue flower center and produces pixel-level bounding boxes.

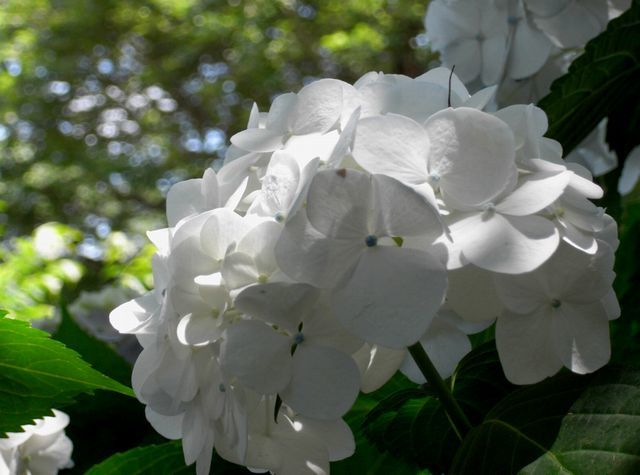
[365,235,378,247]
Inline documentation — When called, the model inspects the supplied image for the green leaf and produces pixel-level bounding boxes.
[332,373,429,475]
[52,305,158,472]
[450,366,640,474]
[86,441,253,475]
[538,0,640,155]
[54,304,133,385]
[362,342,515,473]
[0,316,134,436]
[85,442,194,475]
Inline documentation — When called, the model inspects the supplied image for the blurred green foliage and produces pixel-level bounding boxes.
[0,0,435,239]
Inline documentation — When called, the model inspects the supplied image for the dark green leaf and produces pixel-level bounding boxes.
[332,373,429,475]
[54,304,133,385]
[362,342,515,473]
[538,0,640,155]
[451,366,640,474]
[86,442,259,475]
[0,316,134,436]
[85,442,194,475]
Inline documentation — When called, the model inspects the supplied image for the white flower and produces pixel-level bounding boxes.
[230,80,355,153]
[425,0,509,85]
[0,410,74,475]
[566,119,617,177]
[275,169,447,349]
[494,241,615,384]
[618,144,640,195]
[400,308,491,383]
[109,66,620,473]
[525,0,609,48]
[224,395,355,475]
[353,107,518,210]
[33,224,69,261]
[222,283,361,420]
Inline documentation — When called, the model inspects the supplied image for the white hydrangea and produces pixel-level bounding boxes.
[110,68,618,474]
[0,410,74,475]
[425,0,632,183]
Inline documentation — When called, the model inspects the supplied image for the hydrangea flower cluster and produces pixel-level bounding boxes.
[111,69,619,474]
[425,0,630,104]
[0,410,74,474]
[425,1,639,202]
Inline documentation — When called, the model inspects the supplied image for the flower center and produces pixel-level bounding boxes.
[293,332,305,345]
[258,273,269,284]
[274,211,285,223]
[365,235,378,247]
[551,299,562,309]
[218,383,226,393]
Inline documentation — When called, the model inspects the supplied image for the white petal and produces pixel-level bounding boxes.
[463,85,497,110]
[195,272,228,306]
[552,301,610,374]
[424,107,516,209]
[559,220,598,254]
[480,36,507,85]
[274,209,362,288]
[416,67,470,106]
[493,104,548,158]
[291,79,344,135]
[183,403,208,465]
[601,289,621,320]
[247,102,260,128]
[248,152,301,218]
[533,1,607,48]
[333,246,447,349]
[167,178,205,226]
[281,345,360,420]
[450,212,559,274]
[147,228,170,255]
[300,295,363,355]
[177,313,222,346]
[496,308,563,384]
[442,40,481,84]
[352,114,430,186]
[220,320,292,394]
[372,174,442,238]
[353,344,406,393]
[401,316,471,383]
[298,417,355,461]
[508,19,552,79]
[145,407,183,440]
[494,268,547,314]
[306,169,373,239]
[230,128,284,153]
[618,145,640,195]
[565,163,604,199]
[109,292,158,334]
[199,208,250,260]
[447,265,503,322]
[234,282,317,333]
[222,252,259,290]
[495,170,571,216]
[325,107,361,169]
[267,92,297,131]
[385,79,450,123]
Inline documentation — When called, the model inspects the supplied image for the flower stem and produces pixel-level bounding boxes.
[408,342,472,438]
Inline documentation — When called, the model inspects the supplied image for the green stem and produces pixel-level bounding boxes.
[408,342,472,438]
